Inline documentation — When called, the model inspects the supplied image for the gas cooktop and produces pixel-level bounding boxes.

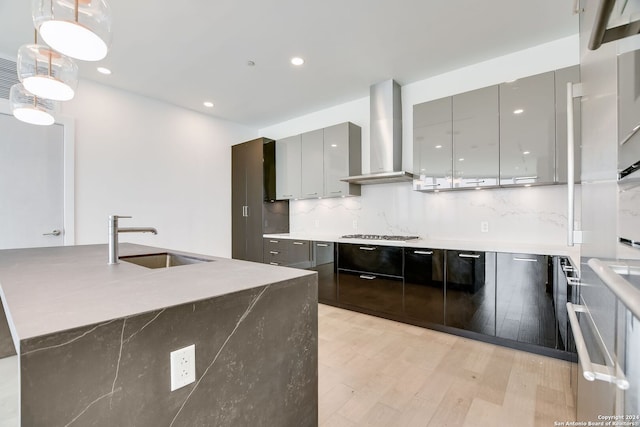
[340,234,420,241]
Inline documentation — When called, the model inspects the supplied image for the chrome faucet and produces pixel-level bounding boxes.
[108,215,158,264]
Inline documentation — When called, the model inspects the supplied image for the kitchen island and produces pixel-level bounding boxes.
[0,243,318,426]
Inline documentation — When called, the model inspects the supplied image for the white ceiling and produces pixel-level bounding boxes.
[0,1,579,128]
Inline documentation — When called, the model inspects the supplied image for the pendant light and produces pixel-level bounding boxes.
[17,31,78,101]
[9,83,59,126]
[32,0,112,62]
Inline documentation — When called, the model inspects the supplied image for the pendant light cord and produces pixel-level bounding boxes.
[75,0,79,22]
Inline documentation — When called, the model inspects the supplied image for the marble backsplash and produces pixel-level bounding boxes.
[290,183,580,246]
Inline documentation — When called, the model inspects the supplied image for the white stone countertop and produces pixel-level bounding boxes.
[264,232,581,260]
[0,244,314,343]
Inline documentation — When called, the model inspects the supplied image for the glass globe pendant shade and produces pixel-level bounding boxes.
[17,44,78,101]
[32,0,112,62]
[9,84,58,126]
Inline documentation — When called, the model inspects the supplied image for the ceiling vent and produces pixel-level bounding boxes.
[0,58,18,101]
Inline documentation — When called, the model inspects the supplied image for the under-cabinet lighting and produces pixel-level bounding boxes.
[523,151,530,155]
[513,109,524,115]
[291,57,304,66]
[97,66,111,75]
[203,101,214,108]
[435,145,442,149]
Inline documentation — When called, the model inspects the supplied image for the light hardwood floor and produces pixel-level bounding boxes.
[318,304,577,427]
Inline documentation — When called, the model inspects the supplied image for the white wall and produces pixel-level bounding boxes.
[62,80,257,256]
[260,36,581,246]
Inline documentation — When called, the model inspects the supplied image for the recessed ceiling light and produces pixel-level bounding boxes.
[523,150,530,155]
[458,158,465,161]
[97,67,111,75]
[203,101,214,108]
[513,109,524,114]
[435,145,442,149]
[291,57,305,66]
[331,144,337,147]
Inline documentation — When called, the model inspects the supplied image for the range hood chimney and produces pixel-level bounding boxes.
[342,79,414,185]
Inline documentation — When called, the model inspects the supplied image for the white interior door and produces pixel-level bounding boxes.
[0,111,65,249]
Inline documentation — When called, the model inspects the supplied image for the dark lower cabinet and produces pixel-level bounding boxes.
[404,248,445,325]
[311,242,337,304]
[445,250,496,335]
[337,243,403,317]
[496,253,558,349]
[338,270,403,317]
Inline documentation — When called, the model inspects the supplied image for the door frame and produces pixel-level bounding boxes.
[0,98,75,245]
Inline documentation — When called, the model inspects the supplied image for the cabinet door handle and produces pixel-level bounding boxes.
[330,191,342,194]
[316,243,329,247]
[414,250,433,255]
[514,176,538,181]
[242,206,248,217]
[459,253,480,259]
[567,277,581,286]
[293,241,305,245]
[269,251,279,255]
[419,183,440,187]
[359,247,376,251]
[566,303,630,390]
[269,240,279,243]
[283,194,293,197]
[305,193,318,196]
[359,274,377,280]
[464,180,485,184]
[567,81,578,246]
[562,265,575,272]
[513,257,538,262]
[269,262,280,266]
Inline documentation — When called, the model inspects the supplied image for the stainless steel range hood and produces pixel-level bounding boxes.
[341,80,414,185]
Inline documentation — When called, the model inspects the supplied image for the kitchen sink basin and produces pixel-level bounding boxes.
[119,253,212,269]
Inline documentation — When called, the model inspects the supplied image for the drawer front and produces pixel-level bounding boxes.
[338,270,403,316]
[313,241,335,266]
[338,243,403,277]
[264,238,288,253]
[263,245,287,266]
[288,240,311,265]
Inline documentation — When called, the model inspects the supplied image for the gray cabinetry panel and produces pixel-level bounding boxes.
[324,122,361,197]
[500,71,556,186]
[452,86,499,188]
[301,129,324,199]
[618,49,640,175]
[555,65,582,183]
[276,135,301,200]
[232,138,289,263]
[413,97,453,190]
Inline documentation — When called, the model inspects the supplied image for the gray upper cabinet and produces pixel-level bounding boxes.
[300,129,324,199]
[276,135,301,200]
[324,122,361,197]
[413,97,453,190]
[453,86,499,188]
[555,65,581,183]
[618,49,640,176]
[499,71,556,186]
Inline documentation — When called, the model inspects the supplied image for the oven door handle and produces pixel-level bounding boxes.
[566,302,630,390]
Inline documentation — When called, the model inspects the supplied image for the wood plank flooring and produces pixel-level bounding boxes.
[318,303,577,427]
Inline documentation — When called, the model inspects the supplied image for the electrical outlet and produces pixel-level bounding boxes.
[480,221,489,233]
[170,344,196,391]
[352,219,358,230]
[314,219,320,228]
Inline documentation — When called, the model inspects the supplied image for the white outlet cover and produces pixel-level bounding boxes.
[170,344,196,391]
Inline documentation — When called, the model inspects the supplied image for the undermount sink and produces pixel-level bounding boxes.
[119,252,212,269]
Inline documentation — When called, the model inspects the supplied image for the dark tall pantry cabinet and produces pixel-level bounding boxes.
[231,138,289,262]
